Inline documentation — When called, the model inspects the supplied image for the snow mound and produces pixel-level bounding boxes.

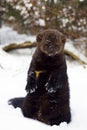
[0,46,87,130]
[0,25,87,129]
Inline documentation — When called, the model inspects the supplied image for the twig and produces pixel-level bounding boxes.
[3,41,37,52]
[65,49,87,67]
[2,42,87,66]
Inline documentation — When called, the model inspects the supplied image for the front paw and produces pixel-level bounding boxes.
[26,72,37,93]
[45,80,61,93]
[26,81,37,93]
[45,82,56,93]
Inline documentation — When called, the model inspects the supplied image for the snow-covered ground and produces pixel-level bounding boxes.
[0,26,87,130]
[0,25,36,45]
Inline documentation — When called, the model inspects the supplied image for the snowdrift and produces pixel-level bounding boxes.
[0,47,87,130]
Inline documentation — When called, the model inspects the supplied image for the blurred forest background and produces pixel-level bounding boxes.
[0,0,87,57]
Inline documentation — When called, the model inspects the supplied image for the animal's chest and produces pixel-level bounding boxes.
[34,70,50,87]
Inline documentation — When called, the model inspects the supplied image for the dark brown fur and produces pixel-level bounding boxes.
[8,29,71,125]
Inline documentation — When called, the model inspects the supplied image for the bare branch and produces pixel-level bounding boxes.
[2,42,87,66]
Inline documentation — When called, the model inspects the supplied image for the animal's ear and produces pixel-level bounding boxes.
[61,35,66,44]
[36,33,43,42]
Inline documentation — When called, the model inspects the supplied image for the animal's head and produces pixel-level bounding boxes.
[36,29,66,57]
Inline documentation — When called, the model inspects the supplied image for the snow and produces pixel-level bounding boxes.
[0,26,87,130]
[65,39,87,66]
[79,0,84,2]
[0,46,87,130]
[0,25,36,45]
[38,19,45,26]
